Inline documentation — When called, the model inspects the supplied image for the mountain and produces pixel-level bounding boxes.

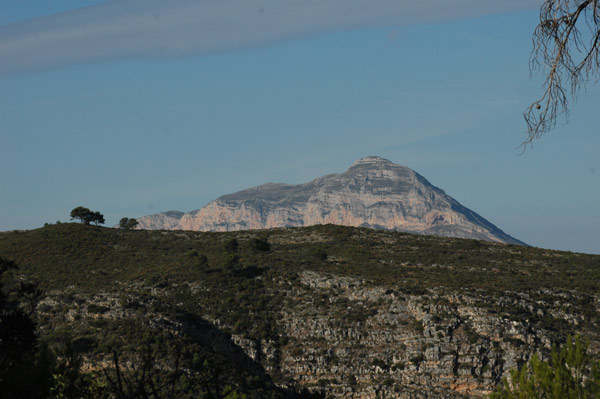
[137,156,524,245]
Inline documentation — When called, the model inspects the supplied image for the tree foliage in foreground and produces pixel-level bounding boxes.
[50,333,248,399]
[490,335,600,399]
[525,0,600,147]
[0,256,54,398]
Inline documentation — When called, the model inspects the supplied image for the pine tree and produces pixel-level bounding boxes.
[490,335,600,399]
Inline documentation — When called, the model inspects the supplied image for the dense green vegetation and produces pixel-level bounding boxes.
[490,335,600,399]
[1,223,599,398]
[2,223,599,296]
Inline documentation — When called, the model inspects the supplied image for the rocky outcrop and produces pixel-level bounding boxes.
[46,268,597,399]
[135,210,183,230]
[137,156,524,244]
[234,271,598,398]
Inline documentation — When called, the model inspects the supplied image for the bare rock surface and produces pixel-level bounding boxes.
[135,210,184,230]
[137,157,524,244]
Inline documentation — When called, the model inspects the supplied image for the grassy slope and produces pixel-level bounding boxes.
[1,223,598,295]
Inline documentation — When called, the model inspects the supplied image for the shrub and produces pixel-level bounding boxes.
[490,335,600,399]
[249,237,270,252]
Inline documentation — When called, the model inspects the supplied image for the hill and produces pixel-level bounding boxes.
[136,157,525,245]
[0,224,598,398]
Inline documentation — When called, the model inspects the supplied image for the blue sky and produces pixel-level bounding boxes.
[1,0,599,254]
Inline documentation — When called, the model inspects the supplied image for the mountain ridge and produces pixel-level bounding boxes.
[136,156,524,245]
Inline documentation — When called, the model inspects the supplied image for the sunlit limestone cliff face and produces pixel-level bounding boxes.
[138,157,524,245]
[135,210,183,230]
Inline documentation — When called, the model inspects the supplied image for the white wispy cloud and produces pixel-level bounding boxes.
[0,0,540,75]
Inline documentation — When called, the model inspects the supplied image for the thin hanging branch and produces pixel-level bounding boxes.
[523,0,600,148]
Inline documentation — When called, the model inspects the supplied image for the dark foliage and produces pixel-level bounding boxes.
[249,237,270,253]
[0,256,54,399]
[119,218,139,230]
[70,206,105,226]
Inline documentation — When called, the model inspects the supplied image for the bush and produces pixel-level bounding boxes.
[87,304,110,314]
[249,237,270,252]
[490,335,600,399]
[225,238,239,253]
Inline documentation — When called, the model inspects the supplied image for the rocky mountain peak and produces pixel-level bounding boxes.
[347,156,414,175]
[346,156,408,174]
[135,157,524,245]
[350,155,395,166]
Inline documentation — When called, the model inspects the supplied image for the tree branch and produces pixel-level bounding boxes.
[523,0,600,149]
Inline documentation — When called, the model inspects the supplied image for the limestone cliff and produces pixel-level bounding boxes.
[138,157,524,245]
[135,210,184,230]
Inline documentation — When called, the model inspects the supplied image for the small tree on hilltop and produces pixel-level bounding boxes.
[90,211,105,226]
[70,207,104,226]
[70,206,93,225]
[119,217,139,230]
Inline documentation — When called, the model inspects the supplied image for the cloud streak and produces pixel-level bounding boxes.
[0,0,540,75]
